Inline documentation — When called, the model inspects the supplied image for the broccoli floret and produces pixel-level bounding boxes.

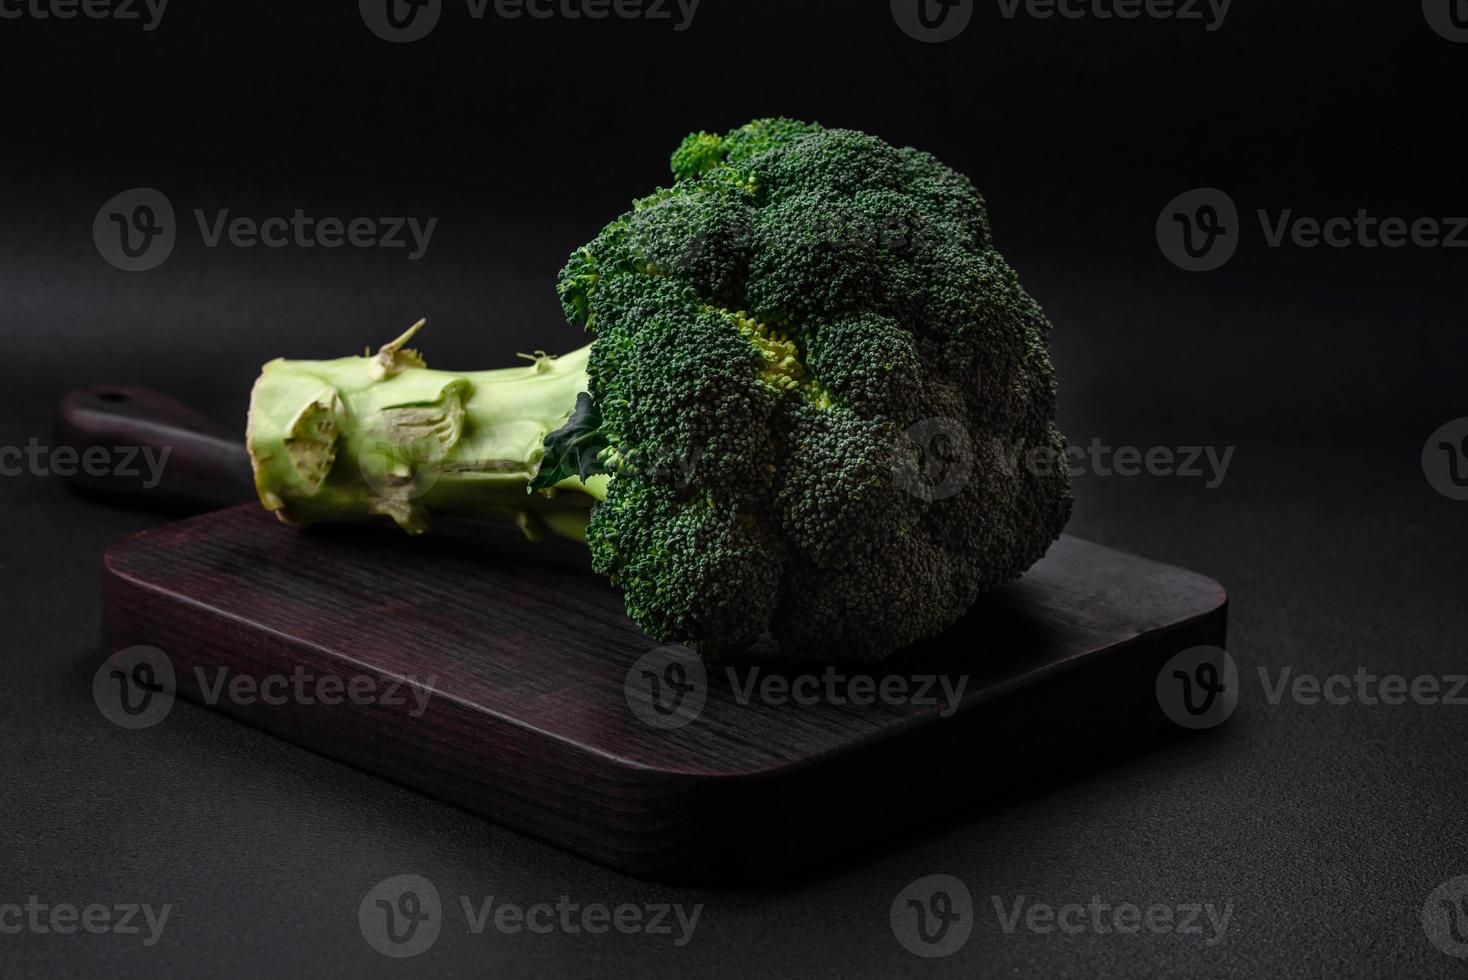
[246,119,1071,662]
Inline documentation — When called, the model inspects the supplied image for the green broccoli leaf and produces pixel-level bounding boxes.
[531,391,610,491]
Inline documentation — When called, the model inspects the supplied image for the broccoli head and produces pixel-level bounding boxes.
[549,118,1070,660]
[246,119,1071,662]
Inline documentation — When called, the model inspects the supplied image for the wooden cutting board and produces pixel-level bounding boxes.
[101,504,1228,883]
[62,383,1230,882]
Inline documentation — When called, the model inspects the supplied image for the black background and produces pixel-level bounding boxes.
[3,1,1467,976]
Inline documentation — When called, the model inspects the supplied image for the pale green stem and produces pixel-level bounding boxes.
[245,323,605,541]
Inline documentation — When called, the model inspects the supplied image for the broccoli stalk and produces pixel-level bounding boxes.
[246,320,607,543]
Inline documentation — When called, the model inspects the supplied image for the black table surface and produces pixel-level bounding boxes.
[4,1,1467,976]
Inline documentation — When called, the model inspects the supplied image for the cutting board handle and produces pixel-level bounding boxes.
[53,385,256,514]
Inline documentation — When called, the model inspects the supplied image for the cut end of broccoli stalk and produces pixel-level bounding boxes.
[245,322,604,541]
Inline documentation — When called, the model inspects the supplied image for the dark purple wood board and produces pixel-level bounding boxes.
[102,504,1227,882]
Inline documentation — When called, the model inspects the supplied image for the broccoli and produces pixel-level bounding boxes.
[246,118,1072,662]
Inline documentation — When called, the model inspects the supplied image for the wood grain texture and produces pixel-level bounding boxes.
[103,505,1228,882]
